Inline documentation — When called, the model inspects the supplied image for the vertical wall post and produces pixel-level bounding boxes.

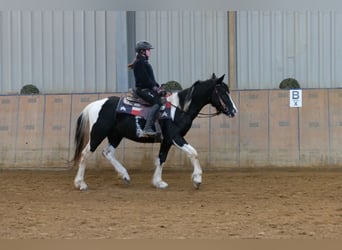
[228,11,237,89]
[126,11,136,89]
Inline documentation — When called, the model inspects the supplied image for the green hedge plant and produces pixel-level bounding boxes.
[279,78,301,89]
[20,84,40,94]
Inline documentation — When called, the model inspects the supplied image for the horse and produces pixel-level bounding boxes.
[72,73,237,190]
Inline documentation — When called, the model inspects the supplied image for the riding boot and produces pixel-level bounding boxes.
[143,104,160,136]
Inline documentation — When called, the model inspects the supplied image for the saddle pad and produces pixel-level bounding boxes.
[116,97,172,120]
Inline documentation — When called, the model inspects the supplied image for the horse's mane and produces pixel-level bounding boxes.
[173,78,215,112]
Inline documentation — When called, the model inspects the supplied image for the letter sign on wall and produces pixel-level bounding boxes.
[289,89,302,107]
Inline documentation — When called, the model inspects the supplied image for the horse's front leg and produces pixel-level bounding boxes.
[172,137,202,189]
[152,142,172,189]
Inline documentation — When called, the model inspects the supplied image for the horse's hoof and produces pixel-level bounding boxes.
[192,174,202,189]
[123,177,130,185]
[79,183,88,191]
[153,181,168,189]
[193,182,201,189]
[75,180,88,191]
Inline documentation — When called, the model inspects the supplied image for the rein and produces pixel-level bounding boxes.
[197,111,221,118]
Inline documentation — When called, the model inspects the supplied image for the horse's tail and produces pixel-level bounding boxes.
[72,110,90,165]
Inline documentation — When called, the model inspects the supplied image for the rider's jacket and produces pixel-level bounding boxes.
[133,54,159,90]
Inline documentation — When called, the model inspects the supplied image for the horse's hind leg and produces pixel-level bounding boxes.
[102,143,131,184]
[74,143,92,190]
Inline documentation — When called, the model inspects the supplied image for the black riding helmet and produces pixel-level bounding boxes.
[135,40,154,53]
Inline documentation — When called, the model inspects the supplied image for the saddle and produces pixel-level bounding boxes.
[116,88,172,120]
[116,89,172,139]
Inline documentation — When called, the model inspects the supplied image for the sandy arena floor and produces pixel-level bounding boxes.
[0,168,342,239]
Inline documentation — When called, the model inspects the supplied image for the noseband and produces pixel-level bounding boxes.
[215,88,230,114]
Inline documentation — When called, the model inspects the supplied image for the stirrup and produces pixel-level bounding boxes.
[143,129,157,136]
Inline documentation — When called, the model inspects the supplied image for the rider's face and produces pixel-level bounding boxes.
[145,49,151,57]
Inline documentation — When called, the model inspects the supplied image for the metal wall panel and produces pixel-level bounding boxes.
[236,11,342,89]
[3,10,342,93]
[134,11,229,88]
[135,10,342,90]
[0,10,128,94]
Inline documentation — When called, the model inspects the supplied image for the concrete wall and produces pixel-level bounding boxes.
[1,89,342,170]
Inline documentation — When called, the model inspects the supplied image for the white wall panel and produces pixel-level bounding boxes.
[31,11,43,88]
[11,11,22,89]
[135,11,229,88]
[112,12,128,92]
[42,11,53,91]
[0,11,12,92]
[63,11,74,91]
[4,10,342,93]
[84,11,96,92]
[237,11,342,89]
[0,10,127,94]
[95,11,106,92]
[73,10,85,92]
[53,11,64,92]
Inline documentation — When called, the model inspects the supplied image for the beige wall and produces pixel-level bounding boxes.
[1,89,342,170]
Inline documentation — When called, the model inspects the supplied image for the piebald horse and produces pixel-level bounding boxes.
[73,74,237,190]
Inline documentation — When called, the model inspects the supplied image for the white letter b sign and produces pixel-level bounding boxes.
[290,89,302,107]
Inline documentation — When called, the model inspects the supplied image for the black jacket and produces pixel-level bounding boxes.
[133,54,159,89]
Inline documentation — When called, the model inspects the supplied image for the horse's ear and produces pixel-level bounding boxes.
[217,74,225,84]
[211,73,217,79]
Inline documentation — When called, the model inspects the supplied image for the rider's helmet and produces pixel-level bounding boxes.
[135,40,154,53]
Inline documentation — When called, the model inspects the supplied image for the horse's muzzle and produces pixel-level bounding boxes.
[225,108,237,118]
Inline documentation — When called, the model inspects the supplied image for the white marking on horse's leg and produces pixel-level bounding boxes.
[152,158,168,189]
[74,143,92,191]
[173,140,202,188]
[102,144,130,184]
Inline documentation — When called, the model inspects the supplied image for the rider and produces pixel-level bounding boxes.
[128,40,162,136]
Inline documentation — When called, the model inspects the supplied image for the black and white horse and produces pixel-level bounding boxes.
[72,74,237,190]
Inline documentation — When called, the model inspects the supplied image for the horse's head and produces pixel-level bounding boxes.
[209,73,238,117]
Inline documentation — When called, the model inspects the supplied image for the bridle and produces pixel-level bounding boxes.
[170,85,230,118]
[198,87,231,118]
